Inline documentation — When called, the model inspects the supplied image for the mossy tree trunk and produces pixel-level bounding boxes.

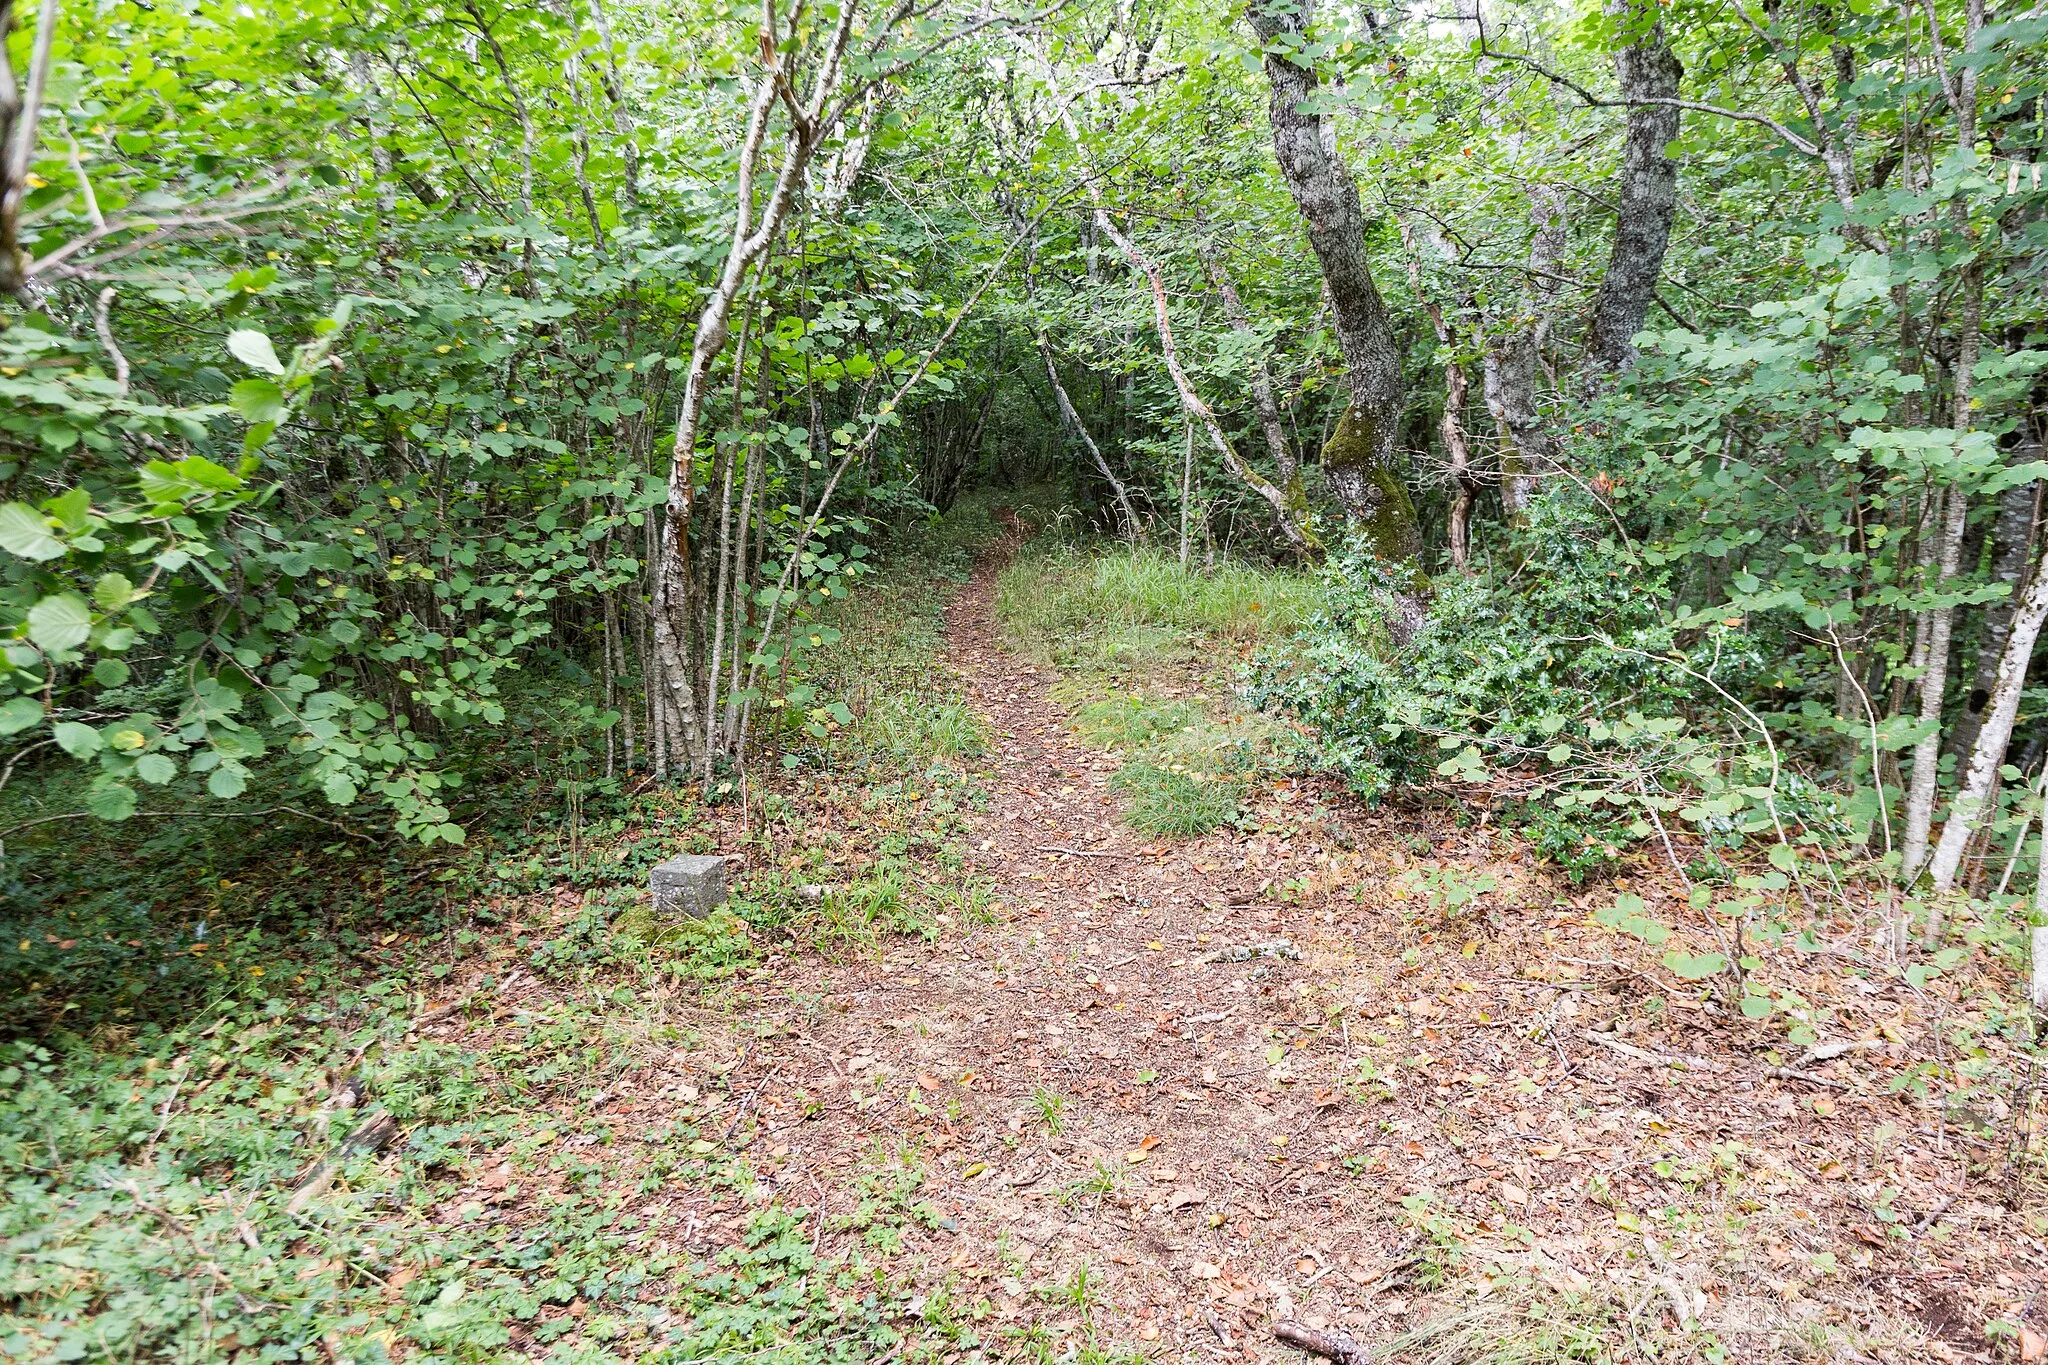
[1247,0,1416,564]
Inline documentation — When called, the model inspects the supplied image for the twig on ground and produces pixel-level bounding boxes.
[1205,939,1299,964]
[1765,1066,1849,1089]
[1580,1029,1725,1072]
[1273,1319,1372,1365]
[286,1110,400,1215]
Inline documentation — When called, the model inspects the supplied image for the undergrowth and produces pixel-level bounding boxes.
[0,498,1016,1364]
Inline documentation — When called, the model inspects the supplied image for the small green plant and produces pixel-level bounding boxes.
[1060,1160,1124,1208]
[1395,865,1500,919]
[1110,761,1243,836]
[1400,1191,1468,1290]
[1031,1086,1068,1134]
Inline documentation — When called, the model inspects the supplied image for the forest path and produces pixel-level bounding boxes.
[752,536,1437,1359]
[726,535,2002,1363]
[430,534,2007,1364]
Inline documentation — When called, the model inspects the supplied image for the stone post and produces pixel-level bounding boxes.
[650,853,728,919]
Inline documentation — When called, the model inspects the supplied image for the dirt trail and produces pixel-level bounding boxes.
[441,540,2025,1363]
[757,541,1420,1356]
[735,545,2021,1362]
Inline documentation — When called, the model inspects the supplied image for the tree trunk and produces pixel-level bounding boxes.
[1928,551,2048,891]
[1588,0,1682,374]
[1198,240,1299,498]
[1396,218,1478,571]
[1179,420,1195,570]
[1247,0,1415,556]
[1949,461,2040,762]
[1903,265,1985,892]
[1087,209,1319,559]
[652,4,858,776]
[1038,333,1142,538]
[1485,186,1566,514]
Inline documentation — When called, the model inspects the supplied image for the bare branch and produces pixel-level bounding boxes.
[94,286,129,393]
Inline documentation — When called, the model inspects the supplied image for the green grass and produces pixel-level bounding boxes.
[1031,1085,1068,1134]
[994,544,1312,673]
[993,540,1307,839]
[1109,761,1244,836]
[1072,694,1202,749]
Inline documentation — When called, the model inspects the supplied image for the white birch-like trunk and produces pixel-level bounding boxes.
[1927,558,2048,890]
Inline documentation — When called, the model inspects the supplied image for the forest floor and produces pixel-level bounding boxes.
[401,525,2044,1363]
[10,512,2045,1365]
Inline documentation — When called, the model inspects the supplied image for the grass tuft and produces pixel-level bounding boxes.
[1072,694,1201,749]
[1109,761,1244,836]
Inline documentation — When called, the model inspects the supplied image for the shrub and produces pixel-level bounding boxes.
[1251,502,1782,876]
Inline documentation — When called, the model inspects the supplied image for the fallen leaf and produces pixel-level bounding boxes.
[961,1162,987,1179]
[1812,1097,1837,1116]
[1166,1188,1207,1211]
[1500,1182,1529,1205]
[1191,1261,1221,1280]
[1138,1134,1163,1151]
[916,1074,940,1091]
[1125,1149,1150,1164]
[2021,1325,2045,1361]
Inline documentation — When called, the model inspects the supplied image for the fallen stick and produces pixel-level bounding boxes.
[1765,1066,1849,1089]
[1579,1029,1724,1072]
[1206,939,1299,964]
[1795,1038,1873,1064]
[1274,1319,1373,1365]
[1035,845,1122,858]
[286,1110,400,1215]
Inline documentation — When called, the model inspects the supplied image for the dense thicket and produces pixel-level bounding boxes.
[2,0,2045,923]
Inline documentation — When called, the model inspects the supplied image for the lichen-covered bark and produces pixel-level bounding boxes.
[1485,186,1565,515]
[1248,0,1413,561]
[1588,0,1682,373]
[1320,403,1420,565]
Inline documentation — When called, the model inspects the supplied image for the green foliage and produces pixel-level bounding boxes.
[1395,865,1500,919]
[1249,505,1866,879]
[0,1000,952,1365]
